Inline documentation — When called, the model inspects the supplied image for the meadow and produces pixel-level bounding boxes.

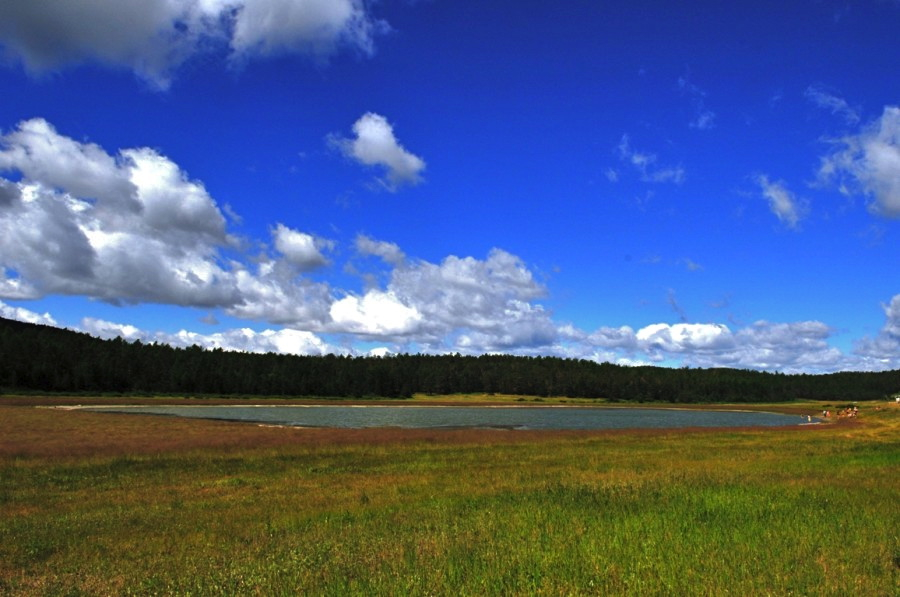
[1,396,898,595]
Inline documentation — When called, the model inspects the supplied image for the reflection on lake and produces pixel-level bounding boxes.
[82,405,807,430]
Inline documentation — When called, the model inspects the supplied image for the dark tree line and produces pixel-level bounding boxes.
[1,317,898,402]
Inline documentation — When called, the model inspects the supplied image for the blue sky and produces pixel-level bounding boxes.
[1,0,899,372]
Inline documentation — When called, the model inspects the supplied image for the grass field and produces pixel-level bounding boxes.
[1,396,898,595]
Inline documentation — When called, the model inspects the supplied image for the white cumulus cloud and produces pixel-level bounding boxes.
[332,113,426,191]
[0,117,554,346]
[228,261,333,327]
[0,118,236,307]
[0,117,342,329]
[554,318,847,373]
[79,316,335,356]
[170,326,333,355]
[636,322,734,353]
[273,223,331,271]
[0,300,57,326]
[80,317,146,342]
[330,290,423,336]
[388,250,554,351]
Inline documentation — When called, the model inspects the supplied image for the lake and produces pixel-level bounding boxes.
[80,404,810,430]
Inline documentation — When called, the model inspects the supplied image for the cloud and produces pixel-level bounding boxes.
[0,299,56,326]
[881,295,900,339]
[227,261,333,327]
[818,106,900,218]
[0,0,387,87]
[805,85,860,125]
[584,326,639,351]
[853,294,900,368]
[0,178,20,206]
[0,117,341,328]
[355,234,405,265]
[124,147,228,242]
[617,135,685,184]
[454,300,557,352]
[0,269,39,300]
[330,290,423,336]
[79,317,145,342]
[273,223,331,271]
[5,117,895,373]
[0,118,138,211]
[756,174,806,228]
[171,325,334,356]
[390,249,545,324]
[67,244,558,353]
[72,306,858,373]
[0,117,550,348]
[79,316,335,356]
[636,322,734,353]
[63,290,896,373]
[0,118,237,307]
[327,248,553,349]
[543,316,847,373]
[331,113,426,190]
[0,0,194,86]
[229,0,384,60]
[727,321,842,371]
[566,319,844,373]
[56,242,556,353]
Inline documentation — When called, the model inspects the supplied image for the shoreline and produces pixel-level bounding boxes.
[42,401,820,434]
[51,401,818,423]
[3,394,831,415]
[2,399,874,460]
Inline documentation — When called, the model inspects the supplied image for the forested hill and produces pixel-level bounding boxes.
[1,316,898,402]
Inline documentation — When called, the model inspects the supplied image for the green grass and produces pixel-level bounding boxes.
[1,401,898,595]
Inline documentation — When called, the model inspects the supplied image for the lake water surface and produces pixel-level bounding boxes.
[82,405,809,430]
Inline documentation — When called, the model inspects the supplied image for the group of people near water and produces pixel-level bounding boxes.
[820,405,859,419]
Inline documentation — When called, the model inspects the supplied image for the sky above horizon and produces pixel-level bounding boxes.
[1,0,899,373]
